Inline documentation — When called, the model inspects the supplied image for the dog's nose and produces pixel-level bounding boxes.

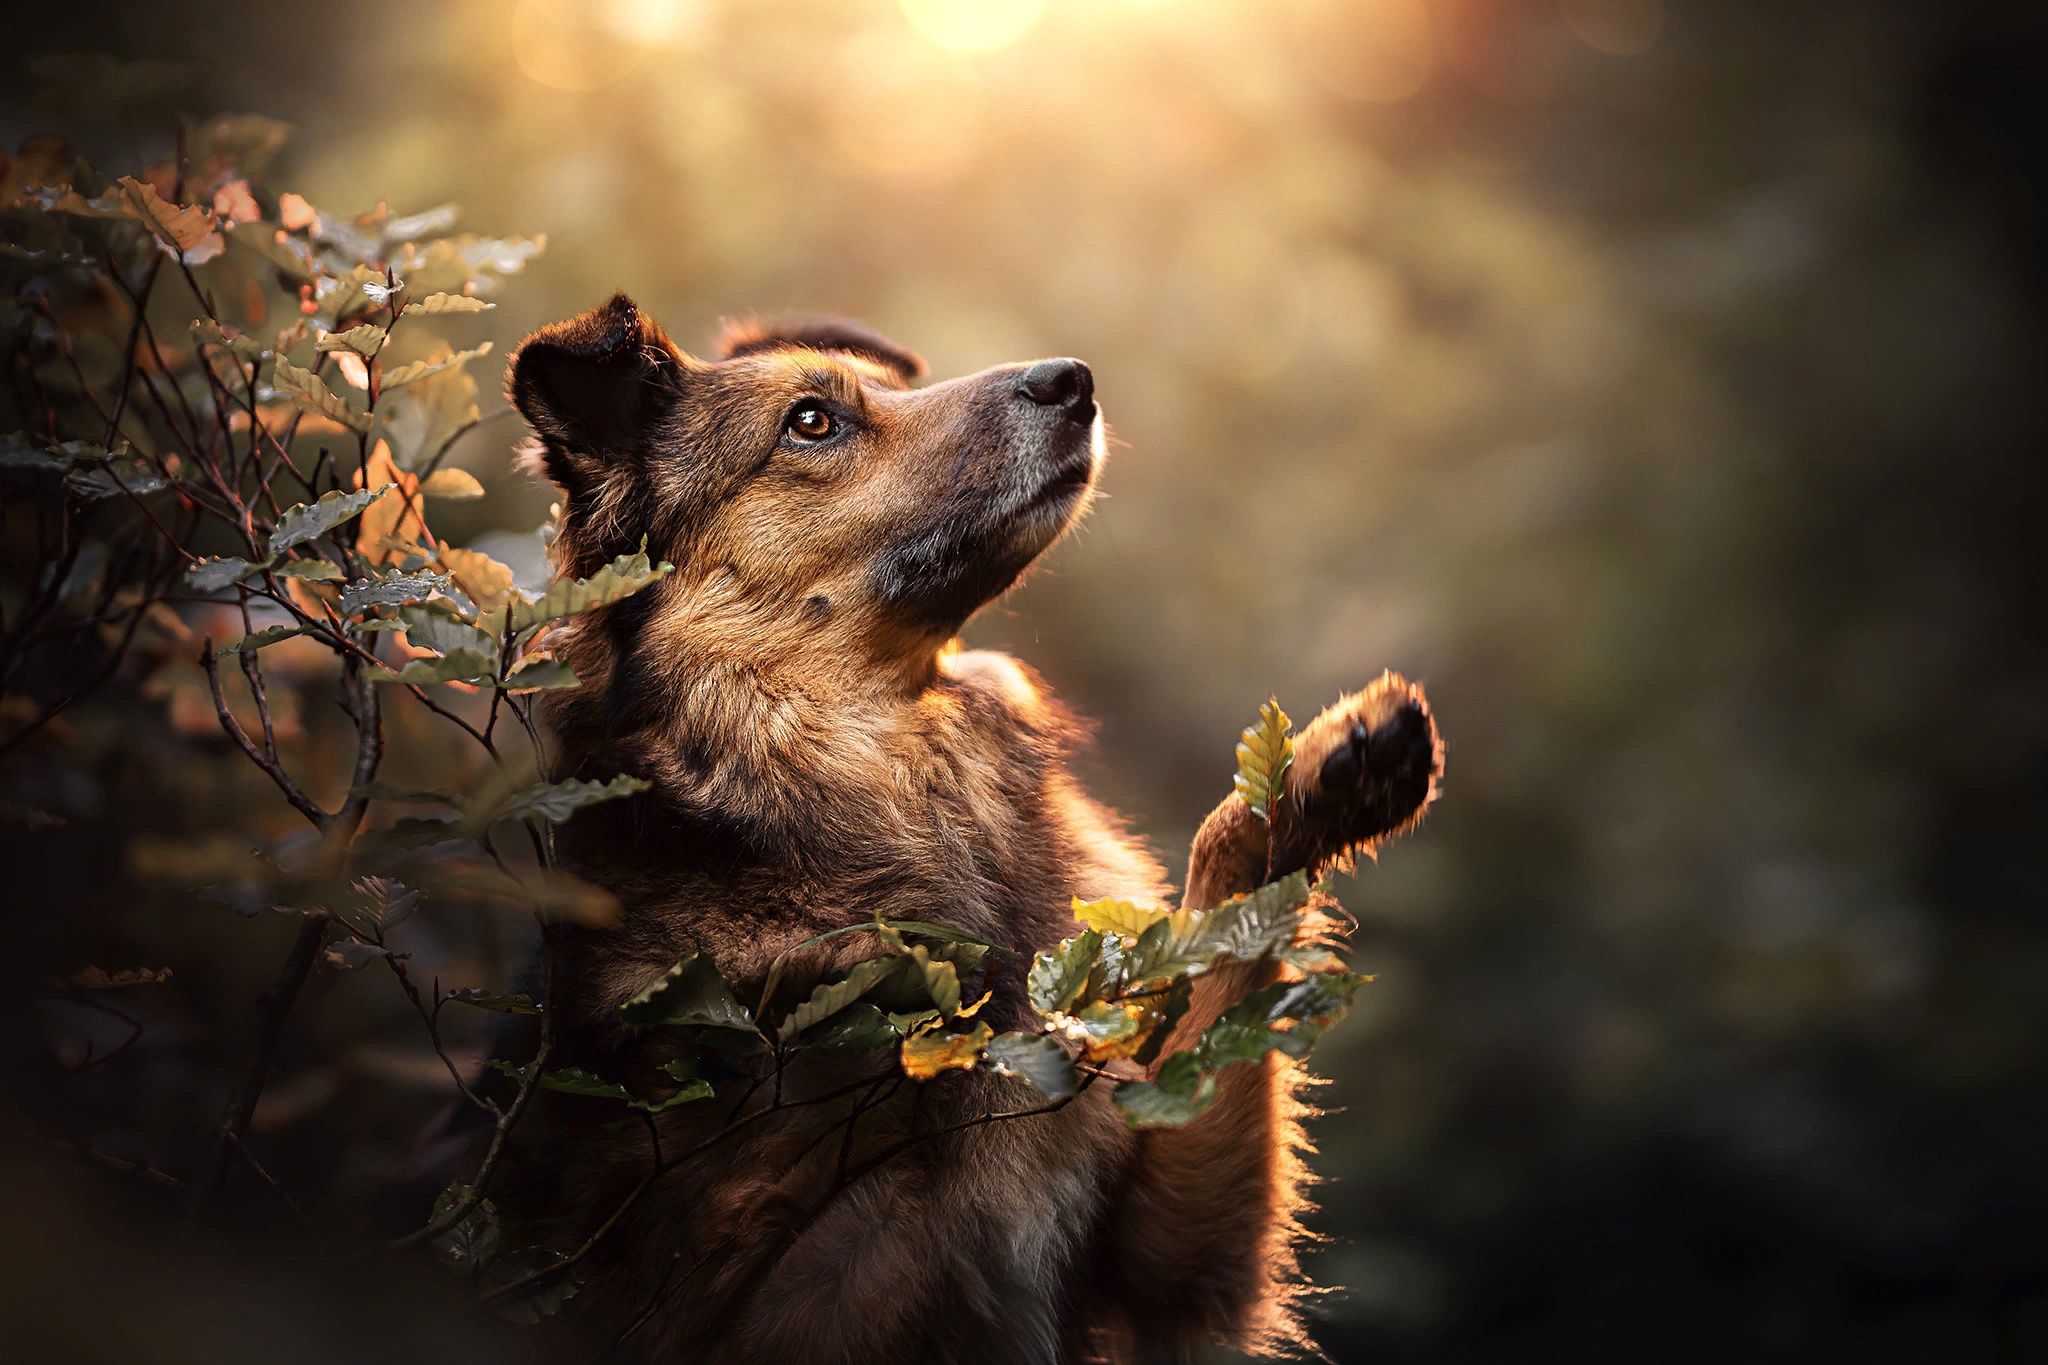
[1015,358,1095,422]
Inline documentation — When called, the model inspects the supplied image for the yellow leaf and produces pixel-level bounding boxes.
[439,545,516,615]
[272,355,370,434]
[353,442,425,566]
[403,292,495,315]
[1073,895,1169,940]
[1233,697,1293,822]
[901,1021,994,1080]
[381,342,492,390]
[317,324,387,358]
[418,467,485,499]
[114,175,224,264]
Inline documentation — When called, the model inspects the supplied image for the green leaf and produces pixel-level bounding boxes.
[487,773,650,826]
[445,988,539,1014]
[630,1061,714,1113]
[777,957,899,1043]
[65,456,168,499]
[403,292,496,315]
[1027,932,1103,1015]
[501,657,579,691]
[1130,975,1195,1069]
[353,815,464,853]
[481,538,671,638]
[271,355,370,433]
[381,342,492,390]
[273,559,345,582]
[984,1032,1079,1101]
[804,1003,906,1057]
[904,947,961,1018]
[186,556,263,593]
[268,484,392,557]
[317,324,387,358]
[397,601,499,660]
[1114,1051,1220,1128]
[1234,697,1293,822]
[619,952,758,1032]
[484,1059,632,1102]
[1072,896,1169,940]
[1121,908,1222,987]
[1199,870,1314,963]
[1066,999,1152,1059]
[339,568,455,617]
[901,1021,994,1079]
[217,624,308,655]
[371,647,497,685]
[430,1182,501,1277]
[1196,971,1370,1070]
[485,1248,581,1325]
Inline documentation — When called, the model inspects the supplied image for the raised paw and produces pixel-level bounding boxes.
[1288,673,1441,865]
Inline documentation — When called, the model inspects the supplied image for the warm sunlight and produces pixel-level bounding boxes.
[897,0,1049,53]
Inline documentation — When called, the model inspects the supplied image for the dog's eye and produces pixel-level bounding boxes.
[785,404,836,444]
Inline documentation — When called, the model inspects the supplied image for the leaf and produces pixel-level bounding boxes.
[190,316,270,363]
[380,363,478,470]
[317,324,387,358]
[353,816,464,854]
[905,948,961,1017]
[352,874,420,930]
[115,175,224,265]
[271,356,370,434]
[273,559,345,582]
[1027,932,1103,1015]
[901,1021,994,1080]
[1064,999,1156,1062]
[217,624,308,655]
[1197,972,1369,1071]
[485,1247,581,1325]
[502,657,579,691]
[404,291,495,314]
[984,1032,1078,1101]
[445,988,539,1015]
[804,1003,906,1057]
[1072,896,1168,940]
[482,539,671,638]
[488,773,650,826]
[186,556,263,593]
[630,1062,714,1113]
[777,957,899,1043]
[371,648,496,686]
[339,568,455,617]
[419,466,485,499]
[1130,975,1195,1068]
[619,952,758,1033]
[484,1059,631,1102]
[67,966,171,989]
[0,432,67,470]
[1113,1052,1219,1129]
[65,456,168,499]
[1198,870,1314,964]
[381,343,494,392]
[439,545,517,614]
[430,1182,501,1277]
[397,602,498,660]
[1234,697,1293,822]
[268,484,395,556]
[1121,908,1224,987]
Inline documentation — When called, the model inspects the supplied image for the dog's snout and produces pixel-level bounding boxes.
[1015,358,1095,423]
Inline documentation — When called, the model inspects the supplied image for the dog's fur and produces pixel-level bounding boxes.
[489,295,1443,1364]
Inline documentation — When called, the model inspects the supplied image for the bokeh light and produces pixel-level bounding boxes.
[898,0,1048,53]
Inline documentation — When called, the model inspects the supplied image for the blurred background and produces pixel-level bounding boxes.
[5,0,2048,1359]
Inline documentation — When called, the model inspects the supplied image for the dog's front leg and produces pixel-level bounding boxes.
[1089,676,1441,1359]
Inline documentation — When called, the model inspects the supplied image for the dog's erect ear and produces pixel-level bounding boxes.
[716,314,926,388]
[510,293,686,495]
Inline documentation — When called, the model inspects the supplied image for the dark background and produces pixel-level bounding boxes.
[4,1,2047,1359]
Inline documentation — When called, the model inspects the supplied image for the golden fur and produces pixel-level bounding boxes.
[486,296,1443,1364]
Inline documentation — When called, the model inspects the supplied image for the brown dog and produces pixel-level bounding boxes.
[492,295,1441,1363]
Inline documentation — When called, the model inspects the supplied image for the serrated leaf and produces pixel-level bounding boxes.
[419,466,484,499]
[217,624,308,655]
[397,602,498,660]
[1113,1051,1219,1129]
[1064,999,1156,1062]
[271,355,370,433]
[381,342,492,390]
[115,175,224,265]
[430,1182,501,1277]
[445,988,539,1014]
[268,484,393,556]
[403,292,495,314]
[317,324,387,358]
[901,1021,994,1080]
[777,957,899,1043]
[371,647,497,685]
[1234,697,1293,822]
[488,773,649,826]
[273,559,345,582]
[482,539,671,638]
[984,1032,1078,1101]
[351,874,420,930]
[907,948,961,1018]
[1195,971,1369,1071]
[804,1002,906,1057]
[186,556,263,593]
[438,545,517,614]
[1199,870,1314,963]
[1121,908,1222,987]
[1072,896,1168,940]
[501,657,578,691]
[1027,931,1103,1015]
[619,952,758,1033]
[339,568,454,617]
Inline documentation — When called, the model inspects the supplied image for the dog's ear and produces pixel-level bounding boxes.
[716,314,926,387]
[510,293,688,498]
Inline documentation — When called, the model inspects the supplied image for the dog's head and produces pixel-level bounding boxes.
[510,294,1102,674]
